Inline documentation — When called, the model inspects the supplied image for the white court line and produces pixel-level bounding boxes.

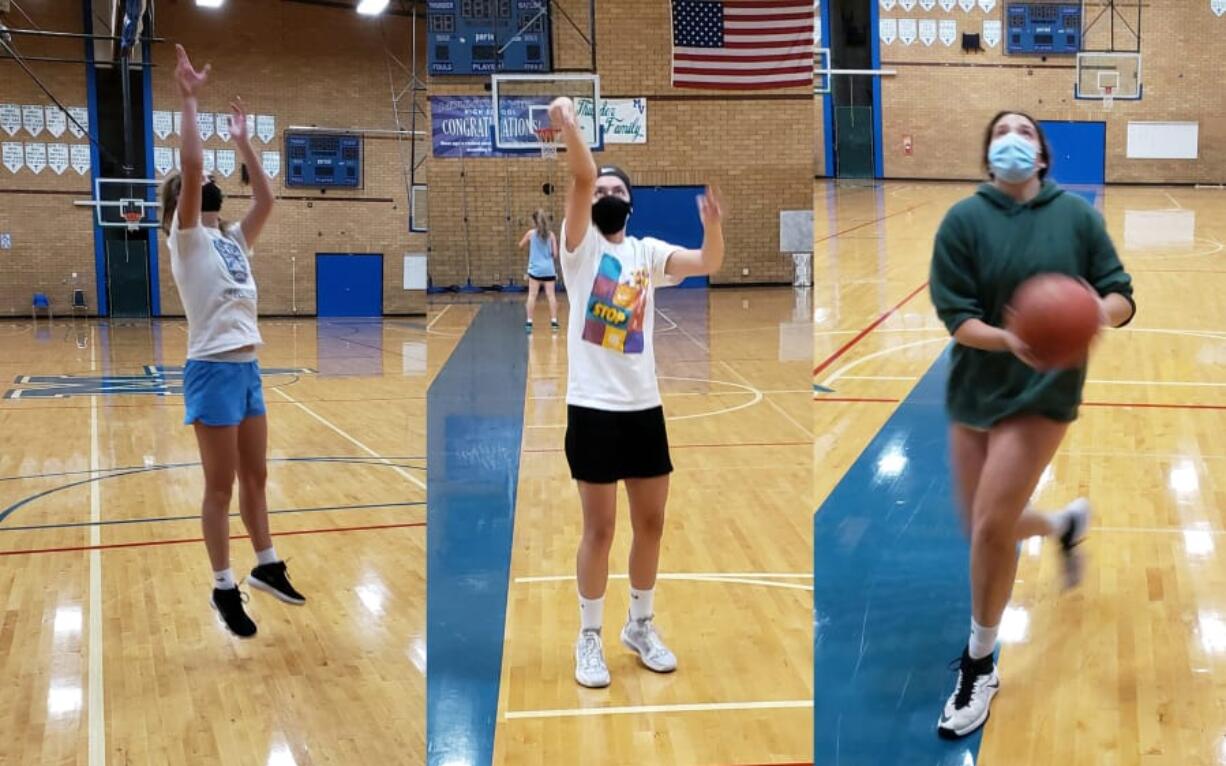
[1164,191,1183,210]
[523,375,764,428]
[89,393,105,766]
[271,388,426,491]
[843,374,1226,388]
[516,572,812,592]
[426,303,452,331]
[720,360,814,439]
[818,337,949,389]
[505,699,813,720]
[654,308,679,332]
[1096,525,1226,536]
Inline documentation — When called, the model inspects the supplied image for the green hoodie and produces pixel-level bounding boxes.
[929,181,1135,429]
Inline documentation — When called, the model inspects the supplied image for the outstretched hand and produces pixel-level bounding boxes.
[174,44,210,99]
[228,97,249,143]
[697,186,724,229]
[548,97,578,132]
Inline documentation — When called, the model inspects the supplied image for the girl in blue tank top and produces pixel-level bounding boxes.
[518,209,560,333]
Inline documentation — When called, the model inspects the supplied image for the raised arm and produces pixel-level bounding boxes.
[665,186,725,278]
[174,44,210,231]
[548,97,597,252]
[551,231,559,261]
[229,98,274,247]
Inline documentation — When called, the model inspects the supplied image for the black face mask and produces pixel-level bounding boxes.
[201,182,224,213]
[591,195,631,236]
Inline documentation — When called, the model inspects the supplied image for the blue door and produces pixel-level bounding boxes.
[316,253,383,317]
[627,186,708,289]
[1038,121,1106,186]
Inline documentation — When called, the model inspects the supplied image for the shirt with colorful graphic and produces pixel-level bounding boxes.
[560,221,680,411]
[168,215,263,360]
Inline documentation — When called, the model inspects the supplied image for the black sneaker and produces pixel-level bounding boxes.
[937,647,1000,739]
[249,561,306,605]
[211,587,257,638]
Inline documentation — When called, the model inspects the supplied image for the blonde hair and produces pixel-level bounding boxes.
[532,209,550,239]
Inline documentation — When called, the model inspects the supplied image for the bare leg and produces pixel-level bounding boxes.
[235,414,272,552]
[575,481,618,599]
[625,475,669,591]
[193,424,238,573]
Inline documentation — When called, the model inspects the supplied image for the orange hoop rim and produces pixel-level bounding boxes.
[534,127,560,144]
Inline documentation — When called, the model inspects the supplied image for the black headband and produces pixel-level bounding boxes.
[598,165,633,202]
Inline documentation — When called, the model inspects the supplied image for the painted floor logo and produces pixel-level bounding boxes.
[4,365,314,399]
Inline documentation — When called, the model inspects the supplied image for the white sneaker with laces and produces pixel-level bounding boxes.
[937,648,1000,739]
[620,615,677,673]
[574,628,611,688]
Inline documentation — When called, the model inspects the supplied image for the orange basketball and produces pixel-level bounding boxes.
[1006,274,1102,370]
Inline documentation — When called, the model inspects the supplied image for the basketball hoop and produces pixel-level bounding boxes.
[1102,85,1115,112]
[534,127,560,159]
[120,199,142,232]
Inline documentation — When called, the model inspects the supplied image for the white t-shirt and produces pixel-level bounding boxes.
[168,214,262,360]
[560,222,681,411]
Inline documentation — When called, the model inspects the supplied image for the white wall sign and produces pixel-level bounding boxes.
[880,18,898,45]
[216,149,236,177]
[0,105,19,136]
[403,254,427,290]
[919,0,935,9]
[939,19,958,45]
[899,0,916,10]
[46,143,69,175]
[216,113,231,142]
[198,112,215,141]
[2,143,23,173]
[919,18,937,45]
[67,107,89,138]
[262,151,281,178]
[24,142,46,174]
[202,149,216,173]
[70,144,91,174]
[1126,121,1199,160]
[979,0,997,11]
[959,0,975,10]
[152,110,173,140]
[174,111,183,135]
[45,107,67,138]
[0,234,10,250]
[246,114,256,137]
[898,18,918,44]
[1213,0,1226,15]
[940,0,955,9]
[577,98,647,144]
[154,146,174,175]
[880,0,896,9]
[22,105,45,137]
[174,148,181,170]
[257,115,276,144]
[983,20,1001,47]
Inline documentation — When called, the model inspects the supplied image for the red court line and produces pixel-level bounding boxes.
[812,281,931,377]
[811,396,900,403]
[812,202,929,245]
[1083,401,1226,412]
[0,520,426,557]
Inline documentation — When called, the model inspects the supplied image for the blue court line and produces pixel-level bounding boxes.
[427,301,527,766]
[0,501,424,533]
[814,347,985,766]
[0,457,425,524]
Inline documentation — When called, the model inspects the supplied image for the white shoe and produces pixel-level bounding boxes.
[620,615,677,673]
[937,648,1000,739]
[1059,498,1091,589]
[574,629,611,688]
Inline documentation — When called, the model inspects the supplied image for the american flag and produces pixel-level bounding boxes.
[671,0,815,90]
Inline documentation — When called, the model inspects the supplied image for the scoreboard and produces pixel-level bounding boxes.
[427,0,552,76]
[1005,3,1082,55]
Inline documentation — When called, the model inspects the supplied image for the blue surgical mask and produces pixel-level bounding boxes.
[988,132,1039,183]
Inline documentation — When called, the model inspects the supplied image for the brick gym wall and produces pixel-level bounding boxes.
[0,1,93,317]
[427,0,816,288]
[877,1,1226,183]
[152,0,427,316]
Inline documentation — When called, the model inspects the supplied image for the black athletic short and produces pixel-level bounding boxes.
[565,404,673,483]
[528,274,556,283]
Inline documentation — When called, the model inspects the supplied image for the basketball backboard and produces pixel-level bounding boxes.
[1076,52,1142,101]
[491,73,603,153]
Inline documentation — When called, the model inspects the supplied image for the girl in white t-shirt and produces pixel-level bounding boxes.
[548,97,725,688]
[162,45,302,639]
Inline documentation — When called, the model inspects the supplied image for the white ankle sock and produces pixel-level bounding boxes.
[579,594,604,632]
[255,546,279,566]
[968,618,999,660]
[213,568,236,590]
[629,587,654,621]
